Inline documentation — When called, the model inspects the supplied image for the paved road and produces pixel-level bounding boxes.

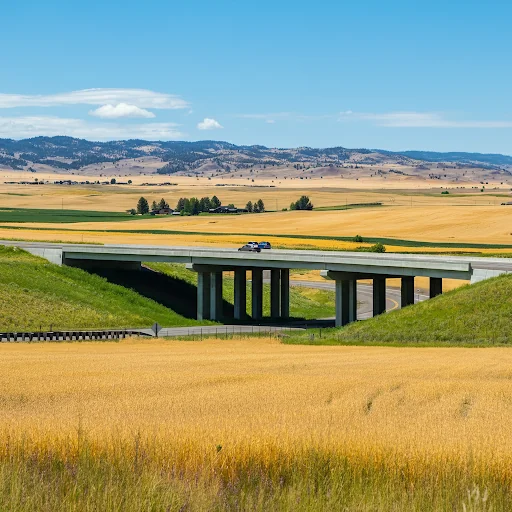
[288,279,429,320]
[137,325,305,337]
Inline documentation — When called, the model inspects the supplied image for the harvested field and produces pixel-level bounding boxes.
[1,338,512,510]
[5,205,511,245]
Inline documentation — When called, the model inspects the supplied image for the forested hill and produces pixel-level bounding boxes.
[380,149,512,167]
[0,136,510,172]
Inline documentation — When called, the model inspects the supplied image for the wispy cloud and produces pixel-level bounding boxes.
[237,112,335,123]
[338,111,512,128]
[89,103,155,119]
[0,88,189,110]
[197,118,223,130]
[0,116,185,140]
[237,112,292,121]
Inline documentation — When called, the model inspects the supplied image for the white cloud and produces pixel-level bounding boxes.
[89,103,155,119]
[197,117,223,130]
[0,88,189,110]
[0,116,185,140]
[338,111,512,128]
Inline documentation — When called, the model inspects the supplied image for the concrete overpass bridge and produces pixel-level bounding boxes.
[3,241,511,327]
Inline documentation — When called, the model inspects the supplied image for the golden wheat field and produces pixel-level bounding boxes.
[2,338,512,509]
[3,205,512,250]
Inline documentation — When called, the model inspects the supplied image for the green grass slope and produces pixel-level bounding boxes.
[0,247,202,331]
[284,274,512,345]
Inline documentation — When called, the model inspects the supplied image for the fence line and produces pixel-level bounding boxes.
[0,329,141,343]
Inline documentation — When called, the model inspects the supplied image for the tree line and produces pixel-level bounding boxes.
[133,195,266,216]
[245,199,265,213]
[175,195,221,215]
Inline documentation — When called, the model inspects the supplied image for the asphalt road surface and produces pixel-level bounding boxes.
[289,279,429,320]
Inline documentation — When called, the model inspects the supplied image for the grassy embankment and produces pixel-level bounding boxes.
[282,273,512,345]
[0,248,335,330]
[0,246,202,331]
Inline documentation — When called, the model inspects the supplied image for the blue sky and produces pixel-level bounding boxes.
[1,0,511,153]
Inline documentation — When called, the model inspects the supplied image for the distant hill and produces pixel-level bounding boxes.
[379,149,512,168]
[0,136,511,175]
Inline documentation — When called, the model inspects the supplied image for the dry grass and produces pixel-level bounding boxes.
[1,338,512,509]
[0,174,509,212]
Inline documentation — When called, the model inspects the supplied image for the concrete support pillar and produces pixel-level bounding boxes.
[335,279,358,327]
[251,268,263,320]
[347,279,358,323]
[270,269,280,318]
[280,268,290,319]
[373,277,387,316]
[210,271,223,321]
[430,277,443,299]
[234,269,247,320]
[197,271,211,321]
[401,276,415,308]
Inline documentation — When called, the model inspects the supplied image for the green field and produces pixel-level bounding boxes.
[0,207,135,224]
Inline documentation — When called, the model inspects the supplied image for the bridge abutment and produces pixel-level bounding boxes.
[63,258,142,271]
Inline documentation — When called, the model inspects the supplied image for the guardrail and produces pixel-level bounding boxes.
[0,330,144,342]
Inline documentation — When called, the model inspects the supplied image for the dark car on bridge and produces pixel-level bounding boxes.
[258,241,272,249]
[238,244,261,252]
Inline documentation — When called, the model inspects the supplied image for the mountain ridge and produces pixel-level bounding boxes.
[0,136,510,174]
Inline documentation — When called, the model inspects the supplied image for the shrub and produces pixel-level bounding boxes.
[369,243,386,253]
